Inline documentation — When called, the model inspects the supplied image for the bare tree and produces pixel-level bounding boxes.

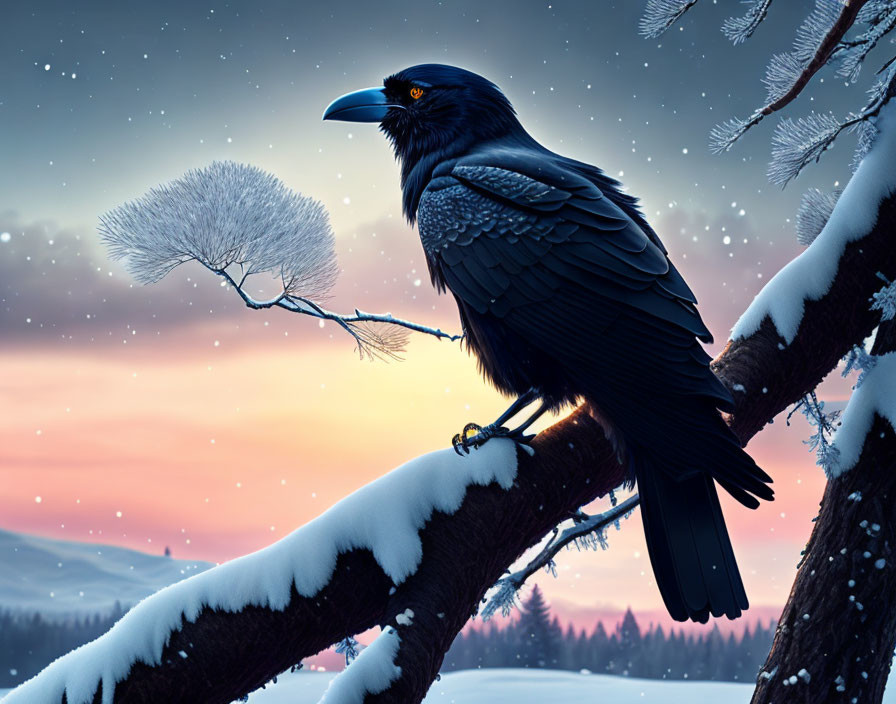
[7,6,896,704]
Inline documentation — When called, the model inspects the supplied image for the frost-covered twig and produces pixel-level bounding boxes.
[710,0,870,154]
[99,161,462,360]
[796,187,842,246]
[213,267,461,361]
[835,3,896,82]
[871,272,896,320]
[334,637,361,667]
[842,343,878,389]
[639,0,699,38]
[481,494,639,620]
[722,0,774,45]
[768,65,896,186]
[787,390,842,473]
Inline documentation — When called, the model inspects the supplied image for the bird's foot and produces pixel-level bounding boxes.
[451,422,535,455]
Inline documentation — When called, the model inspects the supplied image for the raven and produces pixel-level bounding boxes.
[324,64,773,623]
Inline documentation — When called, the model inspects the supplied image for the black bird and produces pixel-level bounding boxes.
[324,64,773,623]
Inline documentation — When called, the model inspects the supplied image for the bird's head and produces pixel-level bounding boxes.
[323,64,522,170]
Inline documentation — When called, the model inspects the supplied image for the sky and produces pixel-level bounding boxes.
[0,0,883,635]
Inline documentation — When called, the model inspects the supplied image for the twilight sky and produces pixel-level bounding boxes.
[0,0,879,633]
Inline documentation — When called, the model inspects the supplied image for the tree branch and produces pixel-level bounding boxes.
[711,0,870,153]
[481,495,641,620]
[211,265,463,360]
[766,0,869,116]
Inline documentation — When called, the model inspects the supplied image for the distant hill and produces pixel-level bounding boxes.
[0,528,212,616]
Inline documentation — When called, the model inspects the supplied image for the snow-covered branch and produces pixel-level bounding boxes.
[100,161,463,360]
[319,627,402,704]
[732,99,896,344]
[825,352,896,477]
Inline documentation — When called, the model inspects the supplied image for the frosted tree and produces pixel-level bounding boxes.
[7,5,896,704]
[99,161,462,360]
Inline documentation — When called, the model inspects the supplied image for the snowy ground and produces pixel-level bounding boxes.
[4,666,896,702]
[0,528,212,616]
[255,669,753,703]
[144,668,896,703]
[0,669,768,703]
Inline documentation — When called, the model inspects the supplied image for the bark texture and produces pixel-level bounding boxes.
[30,194,896,702]
[751,321,896,704]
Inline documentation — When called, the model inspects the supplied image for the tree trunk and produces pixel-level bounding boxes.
[752,322,896,704]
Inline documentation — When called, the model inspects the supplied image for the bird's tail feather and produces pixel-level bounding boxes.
[635,453,749,623]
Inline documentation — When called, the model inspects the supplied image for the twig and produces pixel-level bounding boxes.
[211,266,463,358]
[482,495,640,619]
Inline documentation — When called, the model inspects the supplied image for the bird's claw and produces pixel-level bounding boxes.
[452,423,484,455]
[451,422,532,455]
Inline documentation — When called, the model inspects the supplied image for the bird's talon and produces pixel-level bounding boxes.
[462,423,482,441]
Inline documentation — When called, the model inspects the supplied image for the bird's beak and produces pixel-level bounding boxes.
[322,86,401,122]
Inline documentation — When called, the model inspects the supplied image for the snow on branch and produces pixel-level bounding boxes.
[825,351,896,477]
[319,627,402,704]
[639,0,699,38]
[722,0,774,45]
[732,98,896,343]
[710,0,870,154]
[481,495,639,621]
[99,161,462,360]
[2,442,518,704]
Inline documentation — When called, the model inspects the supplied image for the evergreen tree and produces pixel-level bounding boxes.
[615,607,641,676]
[515,585,559,668]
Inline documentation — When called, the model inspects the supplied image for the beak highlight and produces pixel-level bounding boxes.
[322,86,401,122]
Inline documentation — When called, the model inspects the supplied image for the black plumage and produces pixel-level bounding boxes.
[323,64,773,623]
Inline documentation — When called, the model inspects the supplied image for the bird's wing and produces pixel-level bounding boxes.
[418,153,774,506]
[418,151,710,342]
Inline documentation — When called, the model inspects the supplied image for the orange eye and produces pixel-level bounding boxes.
[409,86,424,100]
